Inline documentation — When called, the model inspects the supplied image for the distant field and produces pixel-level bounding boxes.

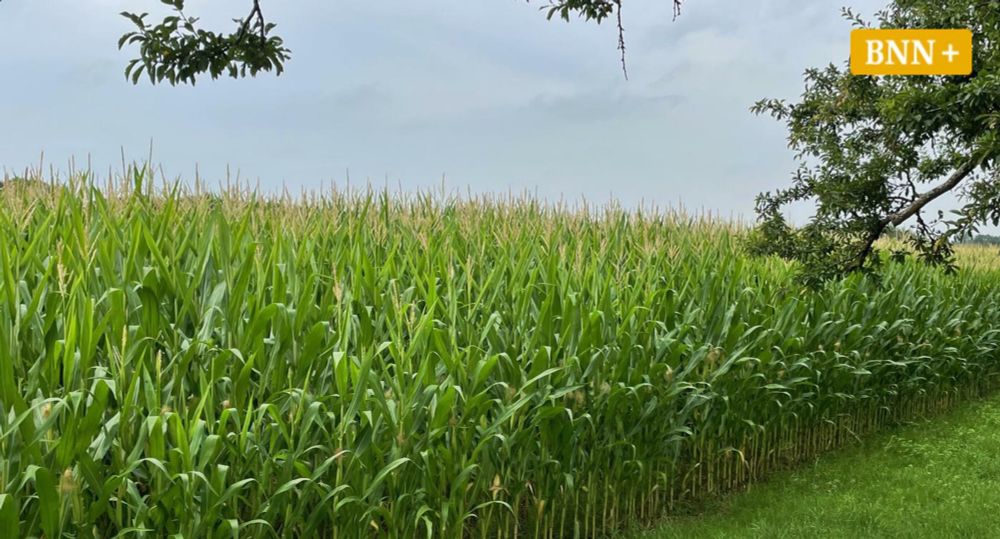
[954,243,1000,271]
[3,174,1000,537]
[879,237,1000,272]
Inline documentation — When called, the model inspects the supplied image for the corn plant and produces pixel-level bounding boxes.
[2,170,1000,537]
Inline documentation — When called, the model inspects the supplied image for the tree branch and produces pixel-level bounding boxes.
[615,0,627,80]
[845,156,982,272]
[886,157,981,227]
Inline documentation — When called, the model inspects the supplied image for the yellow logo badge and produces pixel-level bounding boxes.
[850,29,972,76]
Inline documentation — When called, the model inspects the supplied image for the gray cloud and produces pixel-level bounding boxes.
[1,0,887,219]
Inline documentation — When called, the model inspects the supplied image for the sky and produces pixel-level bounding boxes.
[0,0,887,221]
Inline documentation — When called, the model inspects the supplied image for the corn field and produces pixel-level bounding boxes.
[2,172,1000,538]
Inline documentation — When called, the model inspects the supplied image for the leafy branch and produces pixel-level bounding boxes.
[748,1,1000,286]
[538,0,684,79]
[118,0,291,85]
[113,0,684,85]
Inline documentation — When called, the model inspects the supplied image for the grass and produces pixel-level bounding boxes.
[638,393,1000,538]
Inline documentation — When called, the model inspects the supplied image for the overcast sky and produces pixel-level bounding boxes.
[1,0,886,220]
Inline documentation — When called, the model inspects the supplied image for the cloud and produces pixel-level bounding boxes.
[0,0,887,219]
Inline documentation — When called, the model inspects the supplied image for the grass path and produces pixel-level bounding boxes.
[636,393,1000,538]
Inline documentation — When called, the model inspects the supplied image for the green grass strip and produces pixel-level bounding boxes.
[640,393,1000,538]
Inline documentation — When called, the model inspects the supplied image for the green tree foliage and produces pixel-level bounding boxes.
[111,0,682,85]
[118,0,292,85]
[749,1,1000,286]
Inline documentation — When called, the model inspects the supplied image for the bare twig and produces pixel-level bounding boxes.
[236,0,267,43]
[615,1,627,80]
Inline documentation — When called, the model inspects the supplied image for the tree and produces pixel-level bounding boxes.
[111,0,682,86]
[748,0,1000,286]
